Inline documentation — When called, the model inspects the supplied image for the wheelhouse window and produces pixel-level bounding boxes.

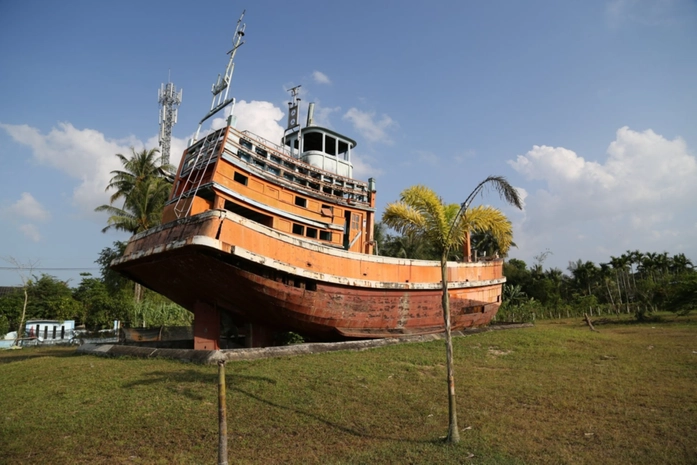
[306,227,318,239]
[292,224,304,235]
[338,140,349,160]
[294,196,307,208]
[304,131,323,152]
[325,135,337,155]
[319,231,332,241]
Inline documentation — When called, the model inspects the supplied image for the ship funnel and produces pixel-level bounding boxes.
[307,102,315,126]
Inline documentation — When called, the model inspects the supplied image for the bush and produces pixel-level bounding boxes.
[494,298,541,324]
[0,314,9,337]
[277,331,305,345]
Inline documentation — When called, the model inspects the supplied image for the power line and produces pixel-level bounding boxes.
[0,267,99,271]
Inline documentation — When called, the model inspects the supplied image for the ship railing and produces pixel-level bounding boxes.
[224,143,370,206]
[240,129,293,158]
[225,127,371,206]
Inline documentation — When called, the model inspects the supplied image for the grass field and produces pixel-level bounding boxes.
[1,314,695,464]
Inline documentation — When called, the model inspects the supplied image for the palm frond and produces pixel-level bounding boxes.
[382,202,426,236]
[462,206,514,254]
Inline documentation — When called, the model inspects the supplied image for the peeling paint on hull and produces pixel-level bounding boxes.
[113,210,504,342]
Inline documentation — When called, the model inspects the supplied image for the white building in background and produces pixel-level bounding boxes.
[26,320,75,342]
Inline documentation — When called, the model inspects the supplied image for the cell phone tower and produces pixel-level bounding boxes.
[158,78,183,167]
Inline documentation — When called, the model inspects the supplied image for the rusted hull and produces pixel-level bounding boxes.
[112,210,504,343]
[115,247,500,340]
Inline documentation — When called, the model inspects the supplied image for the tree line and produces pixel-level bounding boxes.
[1,147,186,337]
[373,225,697,323]
[0,252,192,337]
[498,251,696,322]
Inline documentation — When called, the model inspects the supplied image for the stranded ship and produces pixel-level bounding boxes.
[112,14,506,349]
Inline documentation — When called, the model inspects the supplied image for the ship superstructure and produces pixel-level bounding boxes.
[112,14,505,349]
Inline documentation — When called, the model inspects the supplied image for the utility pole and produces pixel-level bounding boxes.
[218,360,228,465]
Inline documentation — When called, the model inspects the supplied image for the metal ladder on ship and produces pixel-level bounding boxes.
[173,134,220,219]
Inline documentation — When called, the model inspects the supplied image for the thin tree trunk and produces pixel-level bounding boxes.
[620,271,630,313]
[605,280,616,312]
[14,287,28,346]
[134,282,143,303]
[440,256,460,444]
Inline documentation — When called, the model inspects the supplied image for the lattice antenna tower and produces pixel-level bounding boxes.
[158,76,183,166]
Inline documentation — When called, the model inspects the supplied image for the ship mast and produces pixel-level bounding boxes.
[194,10,246,141]
[157,74,182,166]
[283,85,301,152]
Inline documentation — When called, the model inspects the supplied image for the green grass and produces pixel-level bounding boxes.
[1,314,696,464]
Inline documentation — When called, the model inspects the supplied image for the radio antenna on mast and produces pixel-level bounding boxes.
[195,10,246,141]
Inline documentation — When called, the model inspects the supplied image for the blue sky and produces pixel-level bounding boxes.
[1,0,696,285]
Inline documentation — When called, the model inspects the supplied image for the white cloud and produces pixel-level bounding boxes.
[350,152,383,180]
[310,104,341,128]
[507,126,697,268]
[145,134,188,170]
[0,122,140,216]
[415,150,439,166]
[0,122,194,221]
[453,149,476,164]
[7,192,50,221]
[211,100,285,145]
[605,0,694,27]
[1,192,49,242]
[19,224,41,242]
[312,71,331,85]
[343,108,396,144]
[0,101,284,220]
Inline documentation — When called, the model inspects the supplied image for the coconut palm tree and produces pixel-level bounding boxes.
[382,176,522,444]
[95,176,171,234]
[104,147,171,205]
[96,147,172,302]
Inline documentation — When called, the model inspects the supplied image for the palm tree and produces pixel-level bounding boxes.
[382,176,522,444]
[104,147,171,205]
[96,147,172,302]
[95,176,171,234]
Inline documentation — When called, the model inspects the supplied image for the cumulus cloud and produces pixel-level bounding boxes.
[2,192,50,242]
[310,104,341,128]
[508,126,697,267]
[312,71,331,85]
[7,192,50,221]
[343,108,396,144]
[19,224,41,242]
[144,134,188,170]
[0,122,139,216]
[0,122,192,219]
[351,152,383,180]
[211,100,285,144]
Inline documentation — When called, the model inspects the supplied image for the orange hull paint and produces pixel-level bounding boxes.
[113,210,503,342]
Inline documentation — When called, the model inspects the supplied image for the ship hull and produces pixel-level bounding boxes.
[113,209,504,347]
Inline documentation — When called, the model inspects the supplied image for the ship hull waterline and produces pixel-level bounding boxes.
[112,209,505,348]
